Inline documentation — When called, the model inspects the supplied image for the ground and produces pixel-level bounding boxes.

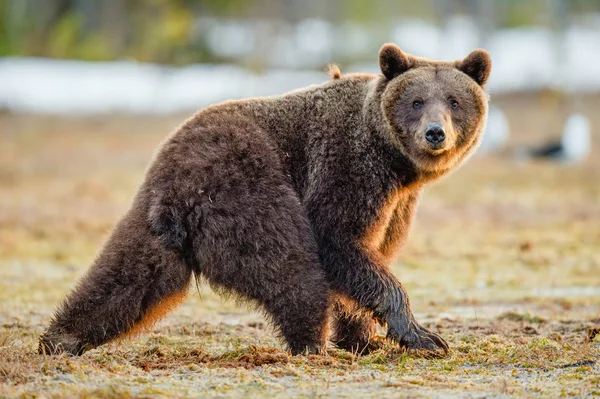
[0,93,599,398]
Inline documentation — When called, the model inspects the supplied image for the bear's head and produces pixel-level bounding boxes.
[379,43,491,174]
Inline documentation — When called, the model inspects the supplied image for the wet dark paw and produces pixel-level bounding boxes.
[290,343,324,356]
[387,319,449,357]
[38,333,87,356]
[334,339,371,355]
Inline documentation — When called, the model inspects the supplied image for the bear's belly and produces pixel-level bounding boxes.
[361,188,420,265]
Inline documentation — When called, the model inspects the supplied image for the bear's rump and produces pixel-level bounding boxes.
[145,121,317,282]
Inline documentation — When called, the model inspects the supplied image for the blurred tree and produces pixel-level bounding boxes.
[0,0,598,64]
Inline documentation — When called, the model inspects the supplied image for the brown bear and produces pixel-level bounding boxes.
[39,43,491,357]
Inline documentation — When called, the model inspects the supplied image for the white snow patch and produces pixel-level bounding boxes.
[2,23,600,114]
[0,58,325,114]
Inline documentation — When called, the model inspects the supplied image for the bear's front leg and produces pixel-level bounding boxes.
[307,179,448,355]
[330,295,379,354]
[317,237,448,355]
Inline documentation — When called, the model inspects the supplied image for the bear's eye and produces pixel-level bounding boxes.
[412,100,424,110]
[449,99,459,109]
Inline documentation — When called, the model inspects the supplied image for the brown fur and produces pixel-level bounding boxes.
[363,189,421,265]
[330,293,379,354]
[39,43,491,357]
[119,291,188,339]
[326,64,341,80]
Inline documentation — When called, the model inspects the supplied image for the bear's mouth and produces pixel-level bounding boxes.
[425,144,448,155]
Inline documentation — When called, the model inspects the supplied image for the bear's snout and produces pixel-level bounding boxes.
[424,123,446,147]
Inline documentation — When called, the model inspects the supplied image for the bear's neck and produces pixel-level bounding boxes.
[247,75,432,195]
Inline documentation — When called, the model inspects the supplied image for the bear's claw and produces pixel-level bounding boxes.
[387,318,449,356]
[38,332,86,356]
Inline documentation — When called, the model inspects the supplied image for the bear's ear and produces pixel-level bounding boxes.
[458,49,491,86]
[379,43,412,80]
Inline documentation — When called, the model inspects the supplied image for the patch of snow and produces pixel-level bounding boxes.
[439,15,481,60]
[485,28,557,93]
[0,58,325,114]
[392,19,441,59]
[2,21,600,114]
[561,113,591,162]
[336,23,373,57]
[478,106,510,153]
[205,20,257,58]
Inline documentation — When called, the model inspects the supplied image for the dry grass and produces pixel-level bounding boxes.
[1,92,599,398]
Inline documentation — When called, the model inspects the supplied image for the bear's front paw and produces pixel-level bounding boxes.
[289,342,325,356]
[386,317,449,356]
[38,332,87,356]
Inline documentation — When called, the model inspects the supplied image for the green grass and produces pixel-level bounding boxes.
[1,94,599,397]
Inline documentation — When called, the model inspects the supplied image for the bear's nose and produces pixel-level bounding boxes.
[425,124,446,145]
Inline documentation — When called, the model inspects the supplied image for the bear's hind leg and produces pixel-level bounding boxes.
[330,296,379,355]
[140,122,330,355]
[258,268,330,355]
[197,187,330,355]
[39,207,193,355]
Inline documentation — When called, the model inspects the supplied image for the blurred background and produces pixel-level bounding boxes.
[1,0,600,117]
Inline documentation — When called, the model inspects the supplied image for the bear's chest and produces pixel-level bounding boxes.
[360,188,420,265]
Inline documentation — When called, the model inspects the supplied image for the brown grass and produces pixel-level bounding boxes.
[0,92,599,398]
